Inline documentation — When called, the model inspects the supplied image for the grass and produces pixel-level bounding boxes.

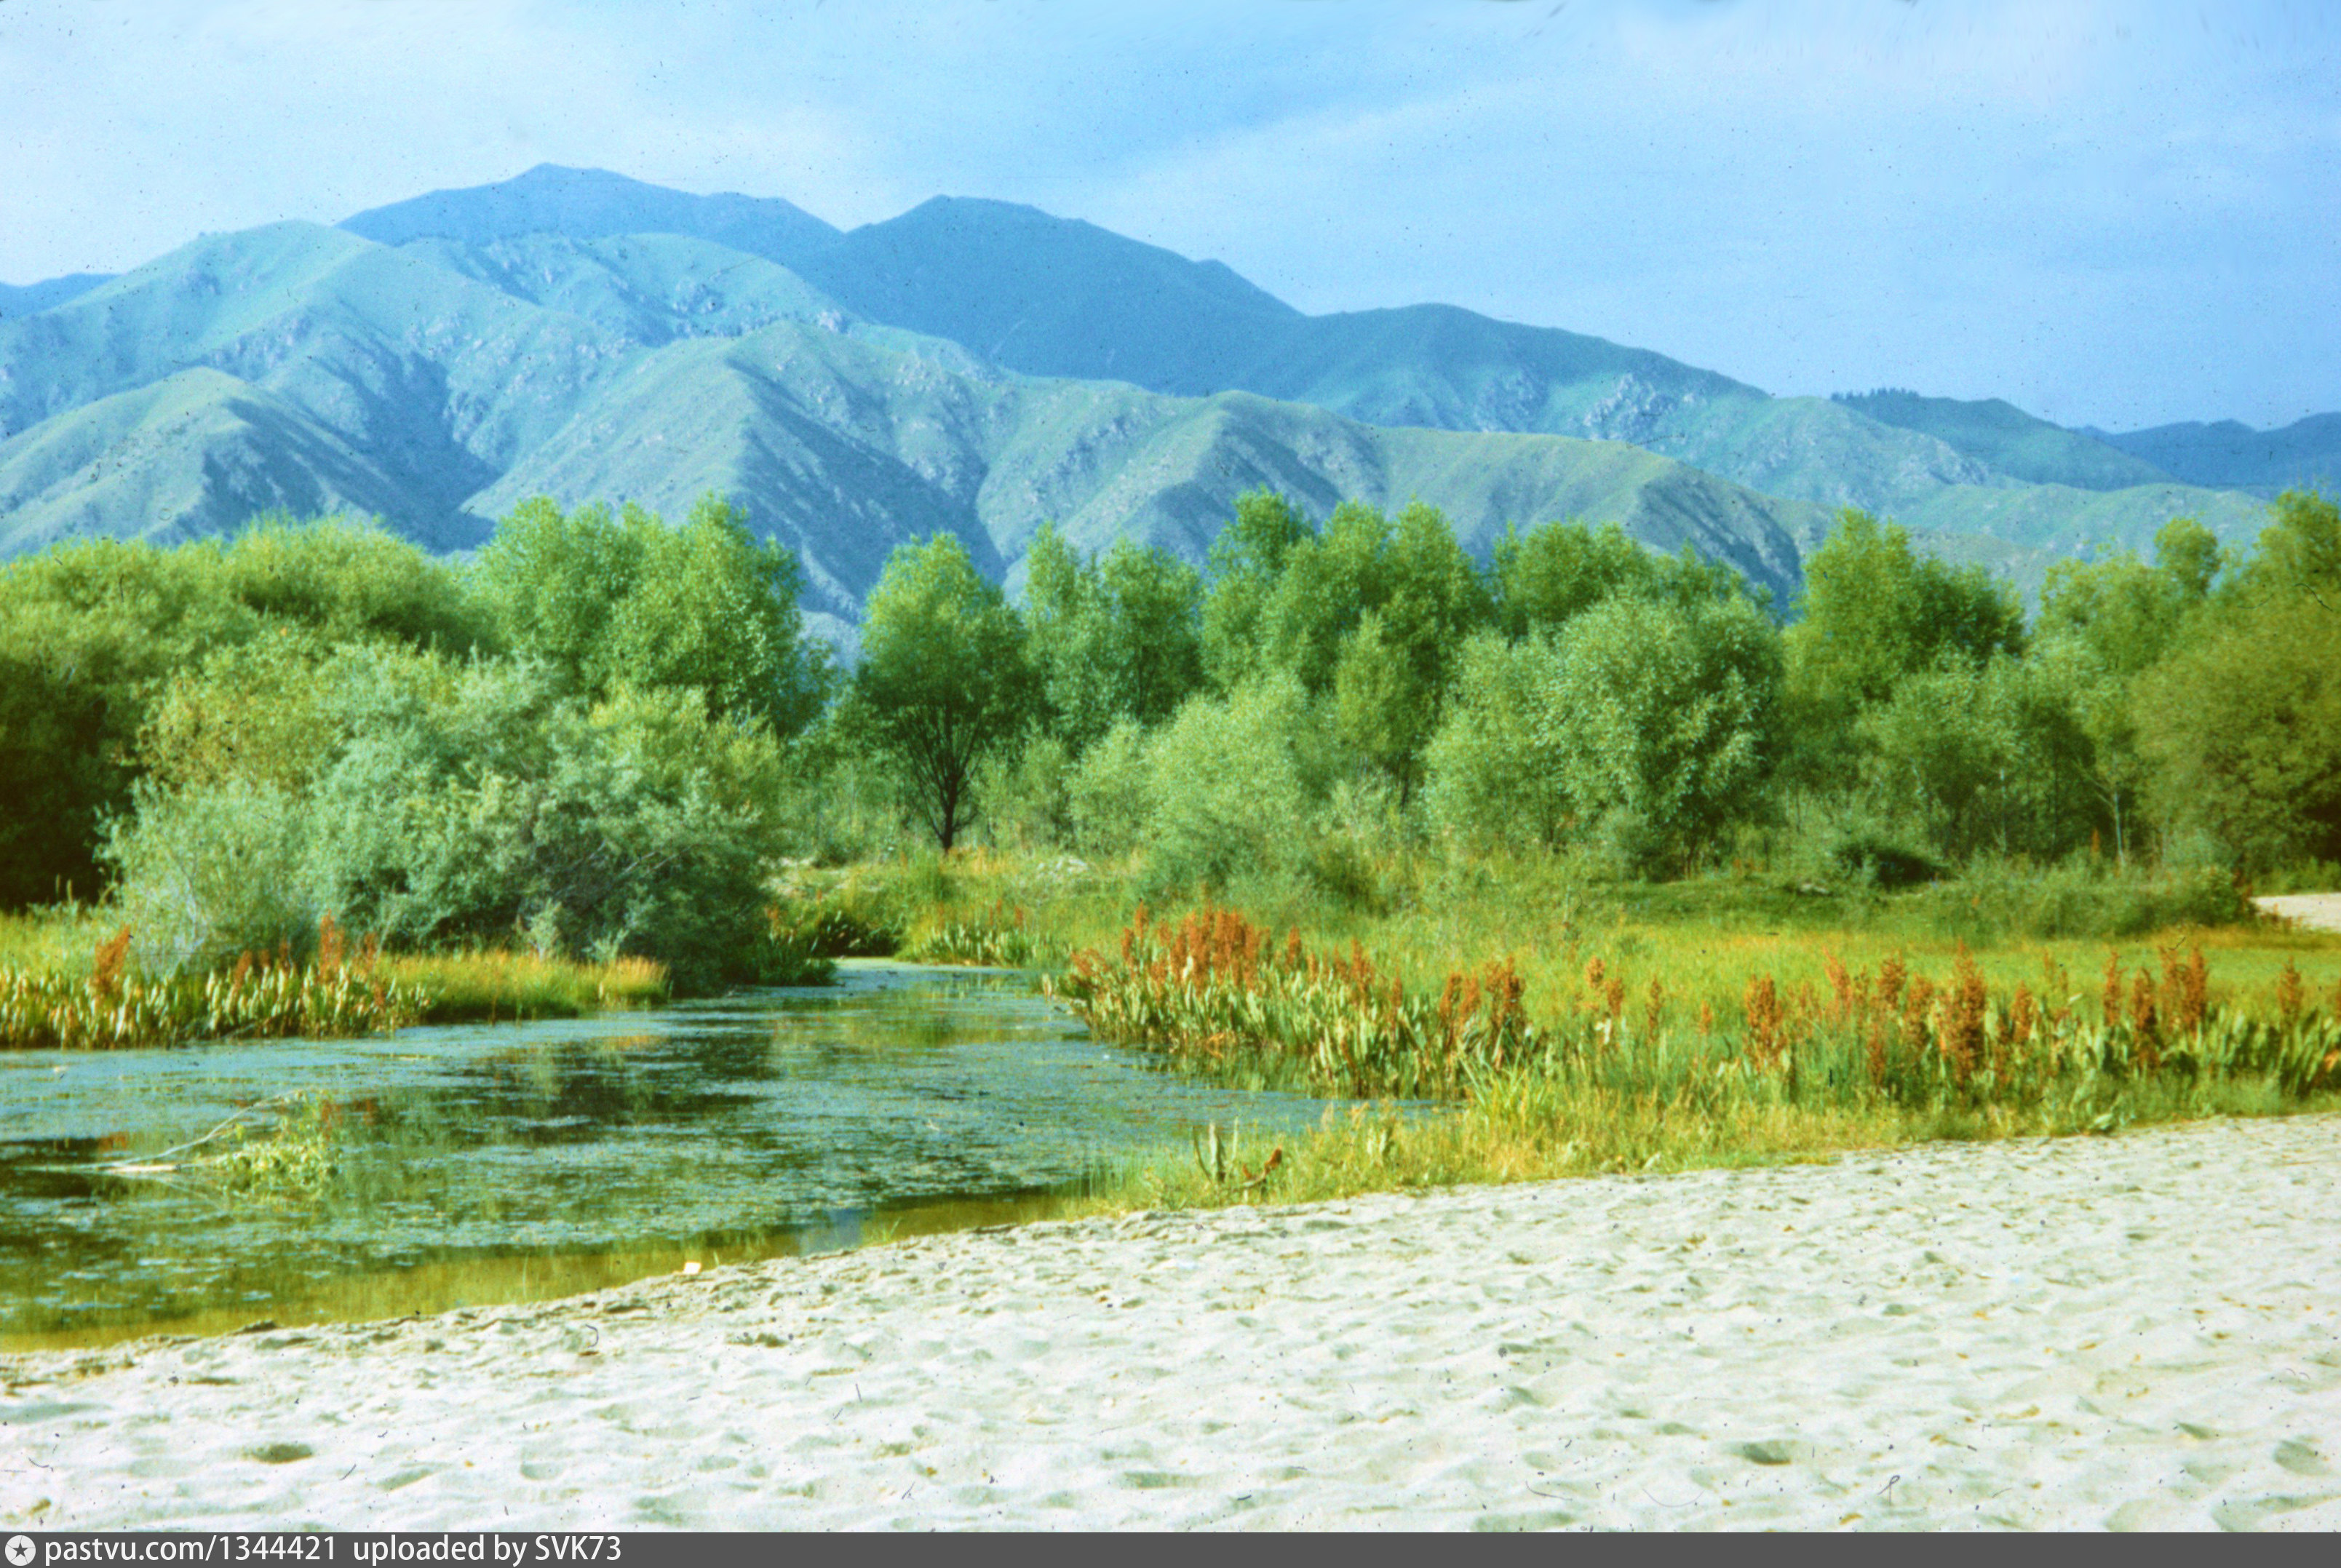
[0,912,673,1048]
[382,949,669,1024]
[792,844,2341,1220]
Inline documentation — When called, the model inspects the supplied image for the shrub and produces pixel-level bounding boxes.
[1831,833,1946,890]
[103,780,319,974]
[1423,632,1570,853]
[1068,720,1154,858]
[1143,673,1335,892]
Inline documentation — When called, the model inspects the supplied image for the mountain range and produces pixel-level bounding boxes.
[1,163,2325,633]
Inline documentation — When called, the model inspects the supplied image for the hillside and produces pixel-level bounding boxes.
[0,274,114,320]
[341,164,840,271]
[464,322,1819,619]
[1832,389,2174,490]
[2086,414,2341,498]
[0,167,2303,617]
[0,221,1821,617]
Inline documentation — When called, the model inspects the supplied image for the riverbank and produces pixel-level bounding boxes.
[6,1111,2337,1530]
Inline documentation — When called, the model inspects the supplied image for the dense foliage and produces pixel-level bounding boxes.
[2,503,821,992]
[5,482,2337,1002]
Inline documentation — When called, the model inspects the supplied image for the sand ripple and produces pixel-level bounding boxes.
[5,1114,2340,1530]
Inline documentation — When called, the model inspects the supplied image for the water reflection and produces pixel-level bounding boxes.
[0,963,1358,1349]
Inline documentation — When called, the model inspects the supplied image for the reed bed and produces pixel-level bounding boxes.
[0,912,677,1048]
[1049,904,1536,1098]
[0,920,427,1050]
[381,948,672,1023]
[902,899,1067,969]
[1052,906,2341,1117]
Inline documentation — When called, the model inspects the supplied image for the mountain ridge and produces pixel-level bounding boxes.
[0,166,2313,623]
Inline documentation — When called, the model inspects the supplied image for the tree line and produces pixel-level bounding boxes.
[1,485,2335,983]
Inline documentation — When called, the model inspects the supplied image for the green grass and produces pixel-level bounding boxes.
[799,845,2341,1219]
[0,908,675,1047]
[382,950,671,1023]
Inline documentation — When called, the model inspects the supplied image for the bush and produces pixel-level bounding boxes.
[1831,833,1946,891]
[103,780,319,974]
[1068,720,1154,858]
[1144,673,1336,892]
[119,645,800,992]
[976,734,1074,851]
[1905,860,2251,942]
[1422,632,1569,853]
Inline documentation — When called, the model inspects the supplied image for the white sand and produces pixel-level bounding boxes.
[5,1113,2340,1532]
[2256,894,2341,935]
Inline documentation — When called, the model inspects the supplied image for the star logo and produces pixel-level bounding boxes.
[5,1534,35,1567]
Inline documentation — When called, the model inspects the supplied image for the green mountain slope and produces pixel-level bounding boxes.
[1896,477,2270,557]
[0,184,2292,626]
[0,274,115,321]
[393,232,847,346]
[788,196,2193,520]
[466,321,1817,620]
[0,367,464,554]
[0,222,641,525]
[1833,389,2174,490]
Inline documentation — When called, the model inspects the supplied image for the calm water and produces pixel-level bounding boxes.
[0,963,1357,1349]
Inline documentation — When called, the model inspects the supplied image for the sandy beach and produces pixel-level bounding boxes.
[4,1113,2338,1531]
[2256,894,2341,936]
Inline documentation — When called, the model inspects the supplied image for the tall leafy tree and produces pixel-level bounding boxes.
[1022,524,1204,752]
[1782,508,2027,793]
[2131,493,2341,867]
[2032,517,2222,858]
[1490,520,1741,636]
[851,535,1038,851]
[473,494,827,734]
[1201,488,1313,691]
[1538,592,1784,867]
[0,523,482,908]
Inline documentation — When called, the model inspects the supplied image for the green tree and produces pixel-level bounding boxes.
[0,538,251,906]
[1783,509,2027,792]
[1421,631,1571,853]
[473,494,827,733]
[1539,594,1784,868]
[1142,672,1335,891]
[1022,524,1204,752]
[1859,656,2097,862]
[850,535,1038,851]
[2240,489,2341,610]
[2134,581,2341,869]
[1252,498,1491,787]
[1490,520,1741,636]
[1201,489,1313,691]
[2032,517,2222,859]
[221,517,494,652]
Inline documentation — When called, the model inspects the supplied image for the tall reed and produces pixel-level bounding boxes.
[1049,904,1534,1097]
[1053,910,2341,1115]
[0,915,426,1050]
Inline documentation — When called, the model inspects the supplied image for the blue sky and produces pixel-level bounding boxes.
[1,0,2333,431]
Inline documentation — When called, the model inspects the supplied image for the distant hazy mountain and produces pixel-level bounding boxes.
[466,320,1819,619]
[0,221,638,549]
[0,166,2300,618]
[0,218,1817,613]
[0,367,471,556]
[2084,415,2341,498]
[342,164,841,271]
[0,274,115,320]
[1832,389,2174,491]
[392,231,848,346]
